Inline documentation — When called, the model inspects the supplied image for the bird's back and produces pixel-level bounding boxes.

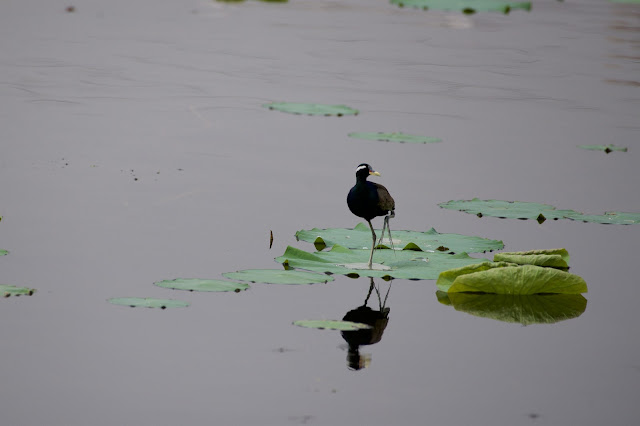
[348,181,394,221]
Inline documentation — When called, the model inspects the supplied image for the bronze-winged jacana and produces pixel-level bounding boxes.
[347,164,395,269]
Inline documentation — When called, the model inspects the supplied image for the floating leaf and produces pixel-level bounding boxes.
[108,297,190,309]
[448,265,587,295]
[577,144,627,153]
[295,223,503,253]
[275,244,489,280]
[263,102,358,116]
[439,199,640,225]
[436,291,587,325]
[565,211,640,225]
[222,269,334,285]
[494,248,569,269]
[348,132,441,144]
[154,278,249,293]
[293,320,372,331]
[0,249,8,256]
[391,0,532,14]
[1,285,36,297]
[436,261,515,292]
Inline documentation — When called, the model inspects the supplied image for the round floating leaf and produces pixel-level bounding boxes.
[293,320,372,331]
[494,249,569,269]
[295,223,503,253]
[263,102,358,116]
[439,198,576,222]
[276,244,489,280]
[0,249,8,256]
[154,278,249,293]
[448,265,587,295]
[1,284,36,297]
[348,132,442,144]
[565,211,640,225]
[440,199,640,225]
[108,297,190,309]
[391,0,532,13]
[436,291,587,325]
[577,144,627,153]
[222,269,334,285]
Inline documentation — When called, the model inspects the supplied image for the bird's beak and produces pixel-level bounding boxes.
[370,171,381,176]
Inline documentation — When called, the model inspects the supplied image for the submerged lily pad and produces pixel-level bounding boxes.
[494,248,570,269]
[447,265,587,295]
[348,132,442,144]
[439,198,640,225]
[436,291,587,325]
[0,249,8,256]
[276,244,489,280]
[108,297,190,309]
[154,278,249,293]
[391,0,532,14]
[222,269,334,285]
[263,102,358,117]
[295,223,503,253]
[293,320,372,331]
[1,284,36,297]
[577,144,627,153]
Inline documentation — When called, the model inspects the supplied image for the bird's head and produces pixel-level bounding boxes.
[355,163,380,179]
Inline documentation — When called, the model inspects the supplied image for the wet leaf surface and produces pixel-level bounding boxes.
[108,297,190,309]
[262,102,358,116]
[154,278,249,293]
[222,269,334,285]
[293,320,372,331]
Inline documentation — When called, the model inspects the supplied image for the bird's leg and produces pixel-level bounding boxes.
[377,213,396,252]
[367,220,376,269]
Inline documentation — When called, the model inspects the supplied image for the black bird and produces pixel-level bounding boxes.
[347,164,395,269]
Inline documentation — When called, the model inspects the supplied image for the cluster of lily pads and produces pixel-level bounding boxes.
[439,199,640,225]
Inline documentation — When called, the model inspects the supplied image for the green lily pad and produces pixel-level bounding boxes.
[494,248,570,269]
[108,298,190,309]
[448,265,587,295]
[1,285,36,297]
[263,102,358,117]
[154,278,249,293]
[222,269,334,285]
[275,244,489,280]
[436,261,516,292]
[577,144,628,153]
[439,199,640,225]
[565,211,640,225]
[348,132,442,144]
[391,0,532,14]
[295,223,503,253]
[436,291,587,325]
[0,249,8,256]
[293,320,372,331]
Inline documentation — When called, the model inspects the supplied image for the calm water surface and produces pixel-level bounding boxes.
[1,1,638,425]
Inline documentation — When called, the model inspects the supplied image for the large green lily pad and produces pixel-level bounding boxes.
[348,132,442,144]
[295,223,503,253]
[494,248,570,269]
[275,244,490,280]
[436,291,587,325]
[391,0,532,14]
[577,144,627,153]
[444,264,587,295]
[293,320,372,331]
[222,269,334,285]
[154,278,249,293]
[0,249,8,256]
[439,198,640,225]
[108,297,190,309]
[263,102,358,117]
[436,261,515,292]
[1,284,36,297]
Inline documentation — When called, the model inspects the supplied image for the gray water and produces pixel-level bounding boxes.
[1,1,639,425]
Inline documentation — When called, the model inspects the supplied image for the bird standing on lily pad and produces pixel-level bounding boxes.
[347,164,395,269]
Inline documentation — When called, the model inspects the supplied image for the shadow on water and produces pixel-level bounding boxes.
[341,277,392,371]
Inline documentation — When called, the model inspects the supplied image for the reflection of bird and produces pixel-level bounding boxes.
[341,278,391,370]
[347,164,395,269]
